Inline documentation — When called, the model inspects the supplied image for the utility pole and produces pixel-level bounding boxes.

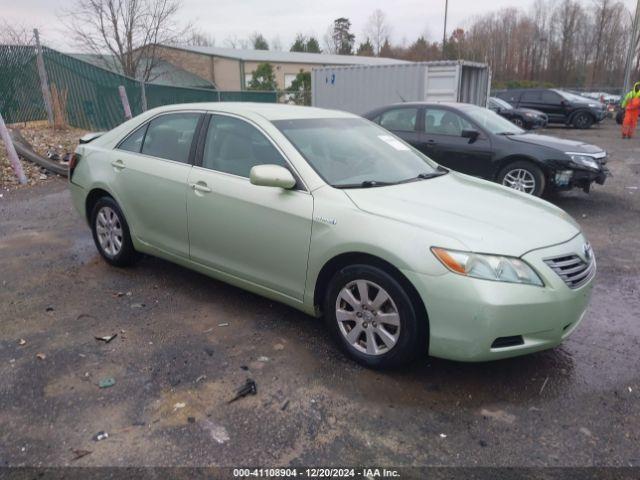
[623,0,640,96]
[442,0,449,60]
[33,29,54,126]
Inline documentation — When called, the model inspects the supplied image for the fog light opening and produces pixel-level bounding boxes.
[491,335,524,349]
[555,170,573,187]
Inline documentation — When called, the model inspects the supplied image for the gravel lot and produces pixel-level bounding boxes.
[0,119,638,473]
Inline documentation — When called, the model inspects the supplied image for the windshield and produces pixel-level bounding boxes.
[462,106,524,135]
[554,89,593,103]
[491,97,513,110]
[273,118,442,188]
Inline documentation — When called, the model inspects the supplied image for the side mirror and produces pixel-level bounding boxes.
[461,129,480,143]
[250,164,296,189]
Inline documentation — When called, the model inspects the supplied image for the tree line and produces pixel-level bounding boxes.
[224,1,635,90]
[2,0,636,90]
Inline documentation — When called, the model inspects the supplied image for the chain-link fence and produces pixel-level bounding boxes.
[0,44,279,131]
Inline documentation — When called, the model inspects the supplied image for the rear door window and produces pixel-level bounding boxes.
[141,113,201,163]
[378,108,418,131]
[118,125,147,153]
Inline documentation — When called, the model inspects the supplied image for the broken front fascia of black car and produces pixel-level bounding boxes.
[550,155,610,193]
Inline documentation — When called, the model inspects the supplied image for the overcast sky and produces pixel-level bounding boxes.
[4,0,639,52]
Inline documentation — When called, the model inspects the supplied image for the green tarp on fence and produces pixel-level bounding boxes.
[0,45,278,131]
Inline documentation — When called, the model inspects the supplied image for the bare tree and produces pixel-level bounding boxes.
[0,20,34,45]
[62,0,191,81]
[364,9,391,55]
[270,36,283,51]
[224,35,249,49]
[187,29,215,47]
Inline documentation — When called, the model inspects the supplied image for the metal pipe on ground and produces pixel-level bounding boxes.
[8,129,69,177]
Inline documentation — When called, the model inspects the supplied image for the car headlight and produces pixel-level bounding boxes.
[525,112,535,117]
[431,247,544,286]
[566,153,600,171]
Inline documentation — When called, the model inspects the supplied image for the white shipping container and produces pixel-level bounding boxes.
[311,61,492,115]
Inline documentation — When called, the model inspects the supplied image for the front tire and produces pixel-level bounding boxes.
[497,161,546,197]
[324,264,427,369]
[90,197,138,267]
[572,112,594,129]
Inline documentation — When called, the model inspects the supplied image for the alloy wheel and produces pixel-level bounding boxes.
[574,114,589,128]
[502,168,536,194]
[513,118,524,127]
[335,279,401,356]
[95,206,123,257]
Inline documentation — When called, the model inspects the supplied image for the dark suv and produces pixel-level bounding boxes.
[495,89,606,129]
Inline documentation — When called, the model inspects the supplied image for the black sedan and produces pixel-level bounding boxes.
[488,97,547,129]
[364,102,608,197]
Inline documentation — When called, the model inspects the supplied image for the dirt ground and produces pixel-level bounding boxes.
[0,119,638,473]
[0,123,86,190]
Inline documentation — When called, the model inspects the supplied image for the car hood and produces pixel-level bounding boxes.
[344,173,580,257]
[506,133,604,154]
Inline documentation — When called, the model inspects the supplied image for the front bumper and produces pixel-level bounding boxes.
[403,234,594,362]
[529,115,548,129]
[552,167,609,192]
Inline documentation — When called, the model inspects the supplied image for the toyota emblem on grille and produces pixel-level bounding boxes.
[583,243,592,260]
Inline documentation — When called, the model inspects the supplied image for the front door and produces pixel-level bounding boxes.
[186,114,313,301]
[417,107,493,178]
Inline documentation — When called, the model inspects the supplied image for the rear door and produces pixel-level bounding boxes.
[112,111,202,257]
[417,107,493,177]
[372,106,421,147]
[186,113,313,300]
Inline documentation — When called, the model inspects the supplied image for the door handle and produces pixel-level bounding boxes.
[190,182,212,193]
[111,159,125,170]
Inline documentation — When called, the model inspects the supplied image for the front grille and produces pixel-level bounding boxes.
[544,252,596,289]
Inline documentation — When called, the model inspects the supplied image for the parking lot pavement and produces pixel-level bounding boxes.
[0,120,638,469]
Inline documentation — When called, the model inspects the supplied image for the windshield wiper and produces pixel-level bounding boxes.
[497,131,519,136]
[334,180,394,189]
[398,170,449,184]
[416,171,447,179]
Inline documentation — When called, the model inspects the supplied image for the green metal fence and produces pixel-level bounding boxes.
[0,45,278,131]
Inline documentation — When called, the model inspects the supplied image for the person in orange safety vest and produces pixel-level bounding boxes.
[621,82,640,138]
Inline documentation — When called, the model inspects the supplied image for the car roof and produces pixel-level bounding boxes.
[140,102,357,121]
[370,101,483,111]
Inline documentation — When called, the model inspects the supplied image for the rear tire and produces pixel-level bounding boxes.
[572,112,594,129]
[324,264,427,369]
[497,161,546,197]
[90,197,138,267]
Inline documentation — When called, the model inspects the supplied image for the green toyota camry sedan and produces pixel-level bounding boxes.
[69,103,595,368]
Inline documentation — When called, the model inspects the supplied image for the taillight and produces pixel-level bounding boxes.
[69,153,81,179]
